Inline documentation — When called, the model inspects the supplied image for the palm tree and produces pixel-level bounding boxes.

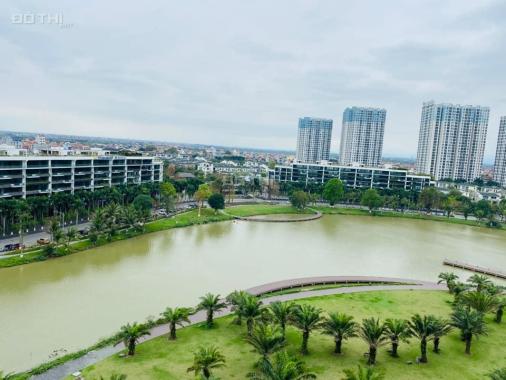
[452,282,469,301]
[245,322,285,363]
[451,306,487,355]
[431,317,452,353]
[46,217,62,243]
[247,350,316,380]
[187,346,226,379]
[161,307,192,340]
[321,312,357,354]
[197,293,227,328]
[342,365,385,380]
[290,304,323,355]
[384,318,410,357]
[120,205,139,229]
[408,314,437,363]
[239,295,264,336]
[438,272,459,293]
[488,368,506,380]
[358,318,388,365]
[227,290,249,325]
[268,301,295,339]
[467,274,493,293]
[114,322,151,356]
[65,227,78,249]
[460,291,499,314]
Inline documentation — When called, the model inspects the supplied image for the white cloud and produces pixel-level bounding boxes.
[0,0,504,162]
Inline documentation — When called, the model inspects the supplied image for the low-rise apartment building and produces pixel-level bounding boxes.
[269,162,431,191]
[0,156,163,199]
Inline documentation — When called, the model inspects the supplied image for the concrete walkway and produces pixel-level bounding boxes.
[31,276,446,380]
[223,208,322,223]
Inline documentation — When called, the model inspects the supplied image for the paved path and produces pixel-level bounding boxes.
[31,276,445,380]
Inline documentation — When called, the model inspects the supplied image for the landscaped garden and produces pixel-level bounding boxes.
[68,275,506,380]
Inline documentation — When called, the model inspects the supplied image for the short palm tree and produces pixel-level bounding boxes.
[161,307,192,340]
[197,293,227,328]
[114,322,151,356]
[321,312,357,354]
[384,318,410,357]
[460,291,499,314]
[467,274,493,293]
[438,272,459,293]
[268,301,296,339]
[247,350,316,380]
[239,295,264,336]
[359,318,388,365]
[451,306,487,355]
[227,290,249,325]
[431,317,452,353]
[187,346,226,379]
[290,304,323,355]
[245,322,285,363]
[408,314,437,363]
[488,368,506,380]
[342,365,385,380]
[451,282,470,302]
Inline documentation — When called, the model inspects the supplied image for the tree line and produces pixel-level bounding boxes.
[287,179,506,228]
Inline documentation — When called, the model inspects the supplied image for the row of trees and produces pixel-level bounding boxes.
[288,178,506,227]
[0,183,161,237]
[108,273,505,380]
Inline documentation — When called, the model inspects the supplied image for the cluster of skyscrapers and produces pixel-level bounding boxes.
[292,102,506,187]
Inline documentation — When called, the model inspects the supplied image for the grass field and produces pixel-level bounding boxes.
[75,291,506,380]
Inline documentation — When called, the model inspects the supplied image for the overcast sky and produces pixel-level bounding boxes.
[1,1,505,162]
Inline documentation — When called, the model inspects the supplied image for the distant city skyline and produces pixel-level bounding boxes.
[1,1,505,162]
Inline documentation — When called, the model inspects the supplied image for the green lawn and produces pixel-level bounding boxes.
[224,203,312,217]
[75,291,506,380]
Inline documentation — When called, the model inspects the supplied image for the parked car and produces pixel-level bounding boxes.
[2,243,25,252]
[78,229,89,236]
[37,238,50,245]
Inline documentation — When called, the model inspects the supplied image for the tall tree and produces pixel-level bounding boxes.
[195,184,212,217]
[360,189,383,213]
[322,179,345,206]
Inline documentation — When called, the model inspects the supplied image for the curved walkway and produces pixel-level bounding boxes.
[31,276,446,380]
[224,208,322,223]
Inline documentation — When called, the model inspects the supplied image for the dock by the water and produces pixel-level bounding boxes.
[443,259,506,279]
